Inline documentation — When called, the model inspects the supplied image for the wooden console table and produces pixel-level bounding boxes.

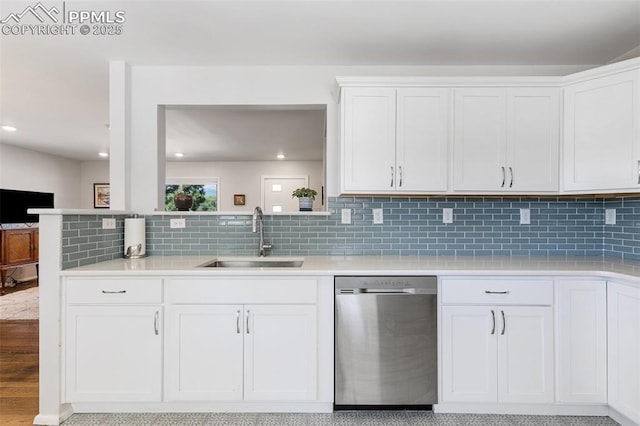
[0,228,39,295]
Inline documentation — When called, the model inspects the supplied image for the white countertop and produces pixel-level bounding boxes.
[61,255,640,284]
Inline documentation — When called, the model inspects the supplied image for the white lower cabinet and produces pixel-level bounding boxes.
[165,277,319,403]
[607,281,640,424]
[64,278,163,402]
[441,305,554,404]
[166,304,317,402]
[555,280,607,404]
[440,278,555,405]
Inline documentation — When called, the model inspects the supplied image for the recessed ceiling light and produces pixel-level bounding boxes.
[277,153,285,160]
[175,152,184,158]
[2,125,17,132]
[98,152,109,158]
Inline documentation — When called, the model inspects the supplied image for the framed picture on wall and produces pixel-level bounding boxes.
[233,194,245,206]
[93,183,110,208]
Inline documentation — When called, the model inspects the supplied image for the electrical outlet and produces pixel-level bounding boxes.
[170,218,186,229]
[102,218,116,229]
[605,209,616,225]
[520,208,530,225]
[341,208,352,224]
[373,208,384,224]
[443,208,453,224]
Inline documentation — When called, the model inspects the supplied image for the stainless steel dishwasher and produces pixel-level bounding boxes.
[335,276,437,409]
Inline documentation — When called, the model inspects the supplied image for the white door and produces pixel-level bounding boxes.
[453,88,507,191]
[341,87,397,192]
[396,88,449,192]
[497,306,554,403]
[244,305,317,401]
[165,305,243,401]
[563,70,640,192]
[608,282,640,424]
[506,88,560,192]
[262,176,308,213]
[441,306,498,402]
[65,306,162,402]
[556,280,607,404]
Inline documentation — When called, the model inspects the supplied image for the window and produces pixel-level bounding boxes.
[165,179,219,212]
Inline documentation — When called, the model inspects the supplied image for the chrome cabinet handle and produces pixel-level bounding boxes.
[501,166,506,188]
[102,290,126,294]
[637,161,640,184]
[390,166,394,187]
[154,311,159,336]
[399,166,403,187]
[509,167,513,188]
[246,309,250,334]
[490,310,496,335]
[236,310,241,334]
[485,290,510,295]
[501,310,506,335]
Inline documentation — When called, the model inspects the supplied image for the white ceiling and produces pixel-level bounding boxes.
[1,0,639,161]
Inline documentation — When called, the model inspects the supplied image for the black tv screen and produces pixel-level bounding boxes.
[0,189,54,224]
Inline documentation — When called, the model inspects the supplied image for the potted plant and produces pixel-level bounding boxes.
[291,187,317,211]
[173,185,193,211]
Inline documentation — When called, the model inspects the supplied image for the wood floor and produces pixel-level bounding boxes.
[0,319,39,425]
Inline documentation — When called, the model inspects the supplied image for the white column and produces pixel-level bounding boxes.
[109,60,131,211]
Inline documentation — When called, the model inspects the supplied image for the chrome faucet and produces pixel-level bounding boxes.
[252,206,272,257]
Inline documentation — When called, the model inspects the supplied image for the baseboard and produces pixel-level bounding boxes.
[434,403,609,416]
[70,401,333,414]
[608,406,639,426]
[33,404,73,425]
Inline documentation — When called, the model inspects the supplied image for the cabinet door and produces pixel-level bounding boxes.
[3,229,35,264]
[556,280,607,404]
[165,305,243,401]
[244,305,317,401]
[497,306,554,403]
[608,282,640,424]
[453,89,507,191]
[506,88,559,192]
[65,306,162,402]
[563,70,640,192]
[341,87,397,192]
[396,88,449,192]
[441,306,498,402]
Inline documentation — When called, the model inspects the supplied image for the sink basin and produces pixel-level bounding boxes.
[199,258,304,268]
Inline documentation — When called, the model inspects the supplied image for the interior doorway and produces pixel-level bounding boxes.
[261,176,308,213]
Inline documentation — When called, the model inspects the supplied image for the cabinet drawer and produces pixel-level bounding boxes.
[66,278,162,304]
[441,278,553,305]
[166,278,317,304]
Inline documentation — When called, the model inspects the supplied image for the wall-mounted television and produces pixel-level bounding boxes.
[0,189,54,224]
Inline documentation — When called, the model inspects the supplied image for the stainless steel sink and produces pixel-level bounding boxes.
[199,258,303,268]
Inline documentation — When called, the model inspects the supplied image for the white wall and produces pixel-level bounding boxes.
[80,160,110,209]
[0,144,82,208]
[167,160,323,212]
[118,64,590,212]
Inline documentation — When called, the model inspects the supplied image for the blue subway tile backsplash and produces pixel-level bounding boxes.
[60,196,640,269]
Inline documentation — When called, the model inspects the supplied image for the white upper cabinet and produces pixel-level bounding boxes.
[452,88,559,193]
[341,87,397,192]
[395,88,449,192]
[563,69,640,193]
[341,87,449,193]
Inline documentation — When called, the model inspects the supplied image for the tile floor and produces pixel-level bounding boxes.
[61,412,620,425]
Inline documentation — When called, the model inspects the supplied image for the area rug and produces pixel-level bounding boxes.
[0,286,39,320]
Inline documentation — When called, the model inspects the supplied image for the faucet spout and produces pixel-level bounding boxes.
[252,206,272,257]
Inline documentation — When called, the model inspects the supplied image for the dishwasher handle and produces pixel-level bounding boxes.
[338,288,436,295]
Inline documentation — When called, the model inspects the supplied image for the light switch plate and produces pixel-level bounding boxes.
[102,218,116,229]
[443,208,453,224]
[373,208,384,224]
[341,208,352,224]
[170,218,186,229]
[520,208,530,225]
[605,209,616,225]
